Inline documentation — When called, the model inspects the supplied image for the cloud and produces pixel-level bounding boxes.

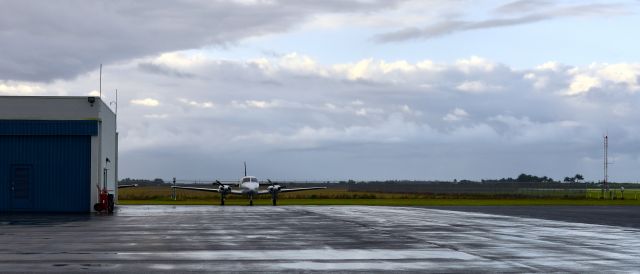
[568,75,601,95]
[494,0,553,14]
[179,98,214,108]
[246,100,271,108]
[456,81,502,93]
[455,56,497,73]
[0,82,44,95]
[232,100,278,109]
[3,52,640,181]
[3,0,639,181]
[488,115,586,144]
[0,0,406,82]
[443,108,469,121]
[138,63,195,78]
[233,113,428,148]
[143,114,169,119]
[131,98,160,107]
[596,63,640,90]
[535,61,562,71]
[566,63,640,95]
[87,90,101,97]
[374,2,629,42]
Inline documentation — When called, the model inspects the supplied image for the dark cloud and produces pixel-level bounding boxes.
[138,63,195,78]
[374,2,629,43]
[0,0,405,82]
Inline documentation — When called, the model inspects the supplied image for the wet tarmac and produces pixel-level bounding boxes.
[1,205,640,273]
[428,205,640,229]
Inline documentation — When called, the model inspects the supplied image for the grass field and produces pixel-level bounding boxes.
[118,186,640,206]
[586,188,640,199]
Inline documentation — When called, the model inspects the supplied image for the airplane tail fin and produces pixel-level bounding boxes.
[244,161,247,176]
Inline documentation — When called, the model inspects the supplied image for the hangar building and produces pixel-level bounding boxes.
[0,96,117,212]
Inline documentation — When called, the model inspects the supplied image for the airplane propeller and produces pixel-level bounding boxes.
[266,179,286,206]
[267,179,286,189]
[212,180,231,205]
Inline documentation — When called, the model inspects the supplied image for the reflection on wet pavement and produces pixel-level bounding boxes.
[1,205,639,272]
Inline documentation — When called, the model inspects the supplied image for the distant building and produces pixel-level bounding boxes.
[0,96,117,212]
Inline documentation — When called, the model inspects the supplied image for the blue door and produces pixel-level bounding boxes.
[10,164,33,210]
[0,120,98,212]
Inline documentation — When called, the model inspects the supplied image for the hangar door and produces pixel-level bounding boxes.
[0,120,97,212]
[9,164,33,210]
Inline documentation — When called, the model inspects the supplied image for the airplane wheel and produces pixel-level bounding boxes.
[220,199,225,206]
[272,199,276,206]
[250,200,253,206]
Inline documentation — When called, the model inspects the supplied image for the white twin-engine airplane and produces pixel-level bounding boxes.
[171,163,326,206]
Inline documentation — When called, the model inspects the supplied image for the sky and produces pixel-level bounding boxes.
[1,0,640,182]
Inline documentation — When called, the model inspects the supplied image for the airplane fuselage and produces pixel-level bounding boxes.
[238,176,260,197]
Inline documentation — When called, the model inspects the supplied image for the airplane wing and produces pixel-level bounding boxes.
[118,184,138,189]
[257,187,326,195]
[217,181,239,185]
[171,186,244,195]
[171,186,219,193]
[279,187,326,193]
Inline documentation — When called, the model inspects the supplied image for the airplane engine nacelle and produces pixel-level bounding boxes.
[219,185,232,194]
[268,185,283,193]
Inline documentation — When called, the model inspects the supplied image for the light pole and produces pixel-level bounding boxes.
[104,158,111,191]
[172,177,176,201]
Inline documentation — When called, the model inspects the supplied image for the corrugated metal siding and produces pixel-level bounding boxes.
[0,122,92,212]
[0,120,98,136]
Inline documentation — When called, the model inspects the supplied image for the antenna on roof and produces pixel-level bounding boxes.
[110,89,118,130]
[115,89,118,130]
[110,89,118,115]
[99,64,102,98]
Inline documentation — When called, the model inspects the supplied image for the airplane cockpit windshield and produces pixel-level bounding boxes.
[242,177,251,183]
[251,178,258,182]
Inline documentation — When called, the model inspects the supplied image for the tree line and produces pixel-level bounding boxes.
[121,173,588,185]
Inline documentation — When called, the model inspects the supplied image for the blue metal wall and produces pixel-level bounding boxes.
[0,120,98,135]
[0,120,96,212]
